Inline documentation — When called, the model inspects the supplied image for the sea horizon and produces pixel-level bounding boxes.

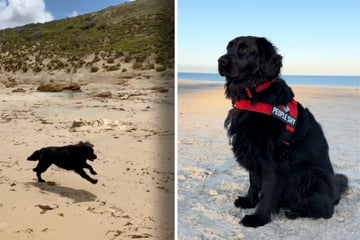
[178,72,360,88]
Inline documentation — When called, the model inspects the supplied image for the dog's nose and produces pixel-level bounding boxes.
[218,55,230,76]
[218,55,229,67]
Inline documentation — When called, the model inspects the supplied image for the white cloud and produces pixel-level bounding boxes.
[68,10,79,18]
[0,0,54,30]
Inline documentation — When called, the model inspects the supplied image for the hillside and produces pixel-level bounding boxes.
[0,0,174,75]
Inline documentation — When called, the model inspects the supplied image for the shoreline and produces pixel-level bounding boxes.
[178,73,360,89]
[178,79,359,91]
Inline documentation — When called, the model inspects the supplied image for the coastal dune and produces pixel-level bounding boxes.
[178,81,360,239]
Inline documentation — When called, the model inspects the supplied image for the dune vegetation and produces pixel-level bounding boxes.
[0,0,174,75]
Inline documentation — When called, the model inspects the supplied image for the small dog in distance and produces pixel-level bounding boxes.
[27,141,98,184]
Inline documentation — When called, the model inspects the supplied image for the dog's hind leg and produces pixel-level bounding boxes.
[74,169,98,184]
[33,161,52,182]
[286,193,334,219]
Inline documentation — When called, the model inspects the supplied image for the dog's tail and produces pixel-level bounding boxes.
[27,150,42,161]
[333,173,348,204]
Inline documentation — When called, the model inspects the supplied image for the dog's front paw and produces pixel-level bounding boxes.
[285,210,300,219]
[240,214,270,228]
[91,179,98,184]
[90,170,97,175]
[234,196,258,209]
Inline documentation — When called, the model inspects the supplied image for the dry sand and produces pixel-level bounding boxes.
[0,72,174,239]
[178,81,360,239]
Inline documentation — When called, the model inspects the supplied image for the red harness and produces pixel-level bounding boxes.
[234,80,298,146]
[244,79,277,98]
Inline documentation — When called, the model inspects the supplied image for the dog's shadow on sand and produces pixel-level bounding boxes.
[28,181,97,203]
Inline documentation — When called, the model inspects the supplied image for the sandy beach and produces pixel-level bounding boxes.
[0,72,174,239]
[178,81,360,239]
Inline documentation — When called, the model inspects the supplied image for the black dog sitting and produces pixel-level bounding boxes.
[27,141,98,184]
[218,36,348,227]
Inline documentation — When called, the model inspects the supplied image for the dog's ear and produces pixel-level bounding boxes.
[84,142,94,147]
[257,37,282,79]
[81,141,94,148]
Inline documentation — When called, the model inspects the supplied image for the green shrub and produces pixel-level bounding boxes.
[107,58,115,64]
[155,65,166,72]
[80,20,97,30]
[132,62,142,70]
[107,65,119,71]
[124,55,132,63]
[97,22,106,30]
[28,31,43,41]
[33,65,42,73]
[145,63,155,70]
[90,66,99,72]
[114,50,124,58]
[135,53,147,63]
[92,55,101,63]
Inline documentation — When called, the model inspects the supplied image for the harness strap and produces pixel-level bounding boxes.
[245,79,277,98]
[234,99,298,146]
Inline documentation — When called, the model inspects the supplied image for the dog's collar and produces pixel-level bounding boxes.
[245,79,277,98]
[234,99,298,146]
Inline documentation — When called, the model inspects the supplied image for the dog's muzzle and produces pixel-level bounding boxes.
[89,154,97,161]
[218,54,230,76]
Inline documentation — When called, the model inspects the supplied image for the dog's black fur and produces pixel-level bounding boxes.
[27,141,98,184]
[218,36,348,227]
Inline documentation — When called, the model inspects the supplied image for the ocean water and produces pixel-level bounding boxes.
[178,72,360,88]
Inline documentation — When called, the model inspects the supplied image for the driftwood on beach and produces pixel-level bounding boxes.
[36,82,81,92]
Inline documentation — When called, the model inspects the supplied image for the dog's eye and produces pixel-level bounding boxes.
[238,47,249,55]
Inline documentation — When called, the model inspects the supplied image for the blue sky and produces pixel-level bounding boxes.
[1,0,359,76]
[0,0,130,29]
[44,0,129,20]
[178,0,360,76]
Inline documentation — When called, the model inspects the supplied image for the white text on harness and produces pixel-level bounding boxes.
[271,106,296,127]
